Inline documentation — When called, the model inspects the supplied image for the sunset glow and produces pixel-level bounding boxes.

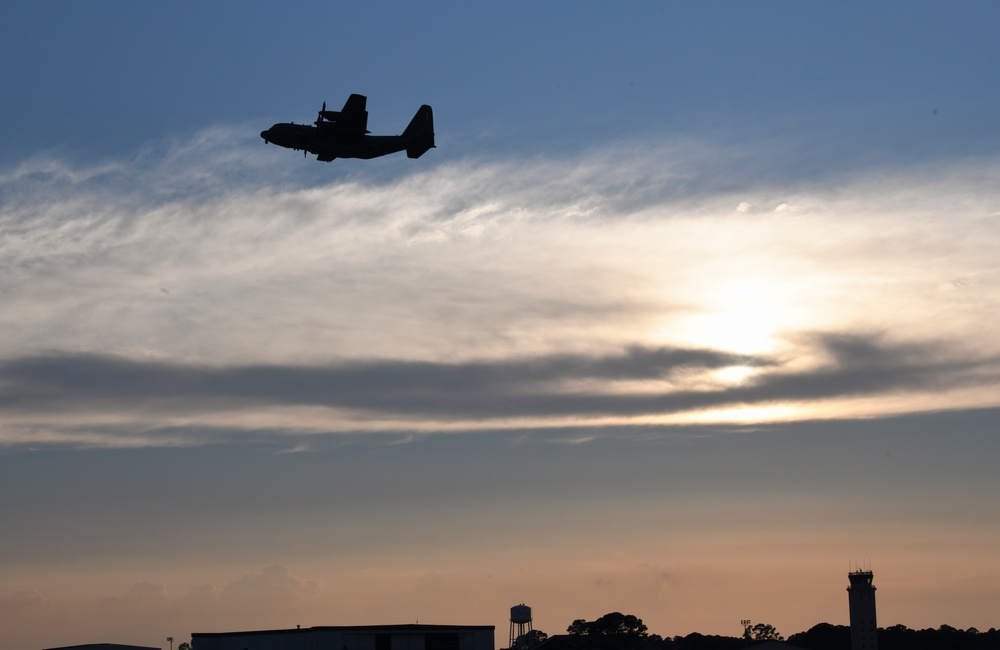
[3,4,1000,650]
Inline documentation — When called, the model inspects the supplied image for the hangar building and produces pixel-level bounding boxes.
[191,624,494,650]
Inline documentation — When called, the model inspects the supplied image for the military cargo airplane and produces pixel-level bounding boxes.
[260,94,435,162]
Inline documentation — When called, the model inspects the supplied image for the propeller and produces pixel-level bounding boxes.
[316,101,326,127]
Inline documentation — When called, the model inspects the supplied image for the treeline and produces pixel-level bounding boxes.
[509,613,1000,650]
[788,623,1000,650]
[655,624,999,650]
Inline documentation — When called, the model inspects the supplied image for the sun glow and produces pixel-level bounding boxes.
[661,280,806,358]
[674,403,807,424]
[711,364,759,385]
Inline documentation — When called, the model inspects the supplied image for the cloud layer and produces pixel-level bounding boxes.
[3,132,1000,447]
[1,332,998,448]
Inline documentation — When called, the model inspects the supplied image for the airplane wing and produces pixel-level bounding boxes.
[334,93,369,134]
[317,94,370,134]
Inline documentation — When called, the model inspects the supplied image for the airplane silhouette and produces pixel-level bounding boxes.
[260,94,435,162]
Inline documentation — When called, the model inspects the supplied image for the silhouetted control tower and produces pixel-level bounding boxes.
[847,570,878,650]
[509,604,534,650]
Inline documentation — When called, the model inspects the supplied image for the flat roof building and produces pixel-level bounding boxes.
[45,645,161,650]
[192,624,494,650]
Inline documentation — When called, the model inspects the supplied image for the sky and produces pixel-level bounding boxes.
[2,2,1000,649]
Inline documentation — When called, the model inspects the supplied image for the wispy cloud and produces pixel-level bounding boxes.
[3,130,1000,447]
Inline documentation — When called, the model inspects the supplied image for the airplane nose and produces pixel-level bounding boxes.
[260,129,270,141]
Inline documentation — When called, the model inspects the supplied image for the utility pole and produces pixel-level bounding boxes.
[167,637,174,650]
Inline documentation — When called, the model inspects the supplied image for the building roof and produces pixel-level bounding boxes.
[192,624,495,638]
[45,645,161,650]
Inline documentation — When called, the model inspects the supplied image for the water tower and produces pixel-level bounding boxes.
[509,604,534,650]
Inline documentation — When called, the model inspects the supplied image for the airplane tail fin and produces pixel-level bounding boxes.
[403,105,435,159]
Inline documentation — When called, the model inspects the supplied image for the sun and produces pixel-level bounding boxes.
[663,276,806,357]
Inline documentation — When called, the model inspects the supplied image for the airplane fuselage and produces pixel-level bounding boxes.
[260,123,412,161]
[260,98,434,162]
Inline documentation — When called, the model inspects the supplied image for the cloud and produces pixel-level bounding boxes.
[220,565,320,604]
[3,129,1000,447]
[124,581,169,601]
[1,333,996,448]
[0,344,754,411]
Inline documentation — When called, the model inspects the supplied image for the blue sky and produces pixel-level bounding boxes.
[2,3,1000,650]
[5,3,999,163]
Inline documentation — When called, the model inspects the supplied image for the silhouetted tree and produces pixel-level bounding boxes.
[743,624,783,643]
[513,630,548,649]
[674,632,744,650]
[877,623,915,650]
[568,612,649,649]
[787,623,850,650]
